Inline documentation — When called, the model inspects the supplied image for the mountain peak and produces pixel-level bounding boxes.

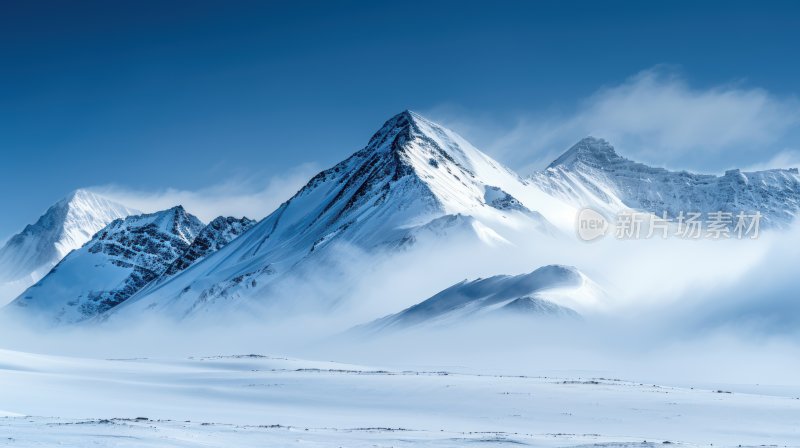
[103,205,203,246]
[548,137,622,169]
[168,204,187,214]
[361,110,481,175]
[364,110,422,151]
[65,187,94,200]
[0,189,138,294]
[106,111,565,318]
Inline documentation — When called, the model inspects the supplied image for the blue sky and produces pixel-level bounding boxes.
[2,0,799,238]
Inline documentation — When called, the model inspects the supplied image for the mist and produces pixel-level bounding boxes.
[88,163,319,223]
[2,216,799,390]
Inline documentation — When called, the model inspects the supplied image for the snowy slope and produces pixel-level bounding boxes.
[110,111,577,319]
[0,190,138,304]
[532,137,800,225]
[358,265,601,332]
[8,206,204,323]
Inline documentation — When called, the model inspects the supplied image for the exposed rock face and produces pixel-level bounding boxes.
[163,216,256,277]
[10,206,204,323]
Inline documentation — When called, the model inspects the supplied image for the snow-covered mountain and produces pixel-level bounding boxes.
[106,111,576,320]
[0,190,138,304]
[532,137,800,225]
[9,206,204,323]
[356,265,599,333]
[10,114,800,326]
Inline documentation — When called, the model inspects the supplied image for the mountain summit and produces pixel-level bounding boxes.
[105,111,570,320]
[547,137,623,169]
[0,189,138,304]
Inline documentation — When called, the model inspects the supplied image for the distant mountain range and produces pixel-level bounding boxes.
[2,111,799,325]
[531,136,800,225]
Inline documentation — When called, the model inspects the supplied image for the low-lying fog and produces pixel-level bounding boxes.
[3,220,799,389]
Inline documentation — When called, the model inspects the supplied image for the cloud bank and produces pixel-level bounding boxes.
[428,67,800,174]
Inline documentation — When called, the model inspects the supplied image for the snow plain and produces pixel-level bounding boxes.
[1,349,799,447]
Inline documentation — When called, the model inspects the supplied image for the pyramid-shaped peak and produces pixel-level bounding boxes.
[61,188,112,204]
[365,110,429,147]
[0,188,139,285]
[548,137,621,169]
[575,136,612,148]
[65,188,92,201]
[357,109,483,175]
[58,188,137,215]
[385,109,426,125]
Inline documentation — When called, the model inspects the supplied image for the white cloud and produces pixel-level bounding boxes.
[577,69,797,153]
[742,149,800,171]
[428,67,800,173]
[90,163,319,223]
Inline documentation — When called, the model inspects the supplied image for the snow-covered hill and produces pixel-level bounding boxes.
[532,137,800,225]
[9,206,204,323]
[357,265,600,333]
[0,190,138,305]
[109,111,576,319]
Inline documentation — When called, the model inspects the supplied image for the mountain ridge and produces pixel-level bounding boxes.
[5,112,800,325]
[534,138,800,225]
[9,206,205,323]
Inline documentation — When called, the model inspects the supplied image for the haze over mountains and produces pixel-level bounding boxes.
[2,111,799,326]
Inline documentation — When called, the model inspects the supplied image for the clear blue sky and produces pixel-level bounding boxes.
[2,0,799,238]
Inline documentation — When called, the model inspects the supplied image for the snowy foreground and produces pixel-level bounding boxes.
[1,350,799,447]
